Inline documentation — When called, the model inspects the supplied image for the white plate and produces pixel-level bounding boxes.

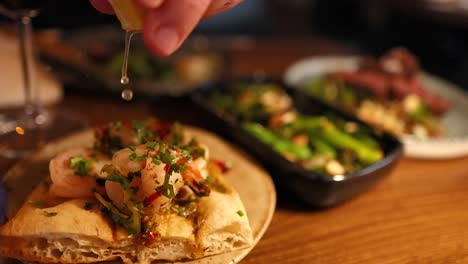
[284,56,468,159]
[0,126,277,263]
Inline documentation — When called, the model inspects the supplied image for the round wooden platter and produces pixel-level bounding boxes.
[1,126,277,264]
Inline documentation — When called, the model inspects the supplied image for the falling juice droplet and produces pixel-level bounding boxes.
[120,76,129,85]
[120,30,136,100]
[121,88,134,101]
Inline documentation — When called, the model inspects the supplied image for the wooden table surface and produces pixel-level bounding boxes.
[2,36,468,264]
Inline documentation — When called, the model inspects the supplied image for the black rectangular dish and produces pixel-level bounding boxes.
[191,78,403,207]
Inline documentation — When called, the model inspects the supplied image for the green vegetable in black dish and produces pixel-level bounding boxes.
[107,49,173,80]
[209,82,385,176]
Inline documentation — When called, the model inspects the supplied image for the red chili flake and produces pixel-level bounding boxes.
[148,121,172,138]
[176,157,188,165]
[211,159,231,173]
[164,163,170,173]
[144,192,162,206]
[94,124,104,135]
[143,231,158,246]
[122,121,131,128]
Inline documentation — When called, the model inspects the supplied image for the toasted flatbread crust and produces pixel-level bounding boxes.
[0,178,252,263]
[0,127,254,263]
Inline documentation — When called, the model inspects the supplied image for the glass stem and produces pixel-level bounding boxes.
[17,14,38,118]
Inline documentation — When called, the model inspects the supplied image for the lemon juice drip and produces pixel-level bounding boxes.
[120,30,137,101]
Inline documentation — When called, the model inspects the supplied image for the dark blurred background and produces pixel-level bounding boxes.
[4,0,468,91]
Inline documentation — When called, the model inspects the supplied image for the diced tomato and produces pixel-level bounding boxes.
[148,120,172,139]
[144,192,162,206]
[143,232,158,246]
[94,124,104,135]
[211,159,231,173]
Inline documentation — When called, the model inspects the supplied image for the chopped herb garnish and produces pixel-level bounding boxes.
[28,200,47,208]
[132,120,151,144]
[181,138,205,160]
[114,121,122,131]
[70,156,92,176]
[43,211,57,217]
[84,202,94,210]
[106,174,130,190]
[152,157,161,165]
[177,208,186,217]
[204,176,213,184]
[95,192,141,235]
[216,186,226,193]
[136,153,148,161]
[237,210,244,217]
[156,183,175,199]
[146,141,157,150]
[129,152,137,161]
[168,122,185,146]
[127,171,142,181]
[128,145,136,151]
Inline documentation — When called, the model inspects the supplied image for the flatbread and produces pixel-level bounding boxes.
[0,130,253,264]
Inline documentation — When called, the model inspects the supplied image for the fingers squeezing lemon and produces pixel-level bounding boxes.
[107,0,154,31]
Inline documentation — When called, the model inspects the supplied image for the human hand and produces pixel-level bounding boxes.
[90,0,243,56]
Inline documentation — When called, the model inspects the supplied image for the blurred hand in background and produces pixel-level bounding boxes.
[90,0,243,56]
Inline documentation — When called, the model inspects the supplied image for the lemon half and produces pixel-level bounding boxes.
[108,0,147,31]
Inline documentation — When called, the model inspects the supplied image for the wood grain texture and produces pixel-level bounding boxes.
[1,37,467,263]
[243,157,468,264]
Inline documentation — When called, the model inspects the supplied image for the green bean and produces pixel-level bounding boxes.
[243,122,313,160]
[318,123,383,164]
[309,136,336,159]
[289,116,323,133]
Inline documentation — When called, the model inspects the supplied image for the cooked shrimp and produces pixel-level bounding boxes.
[193,144,209,178]
[109,124,139,147]
[49,148,109,198]
[140,160,185,210]
[180,161,210,196]
[106,143,210,211]
[111,145,147,176]
[105,176,141,209]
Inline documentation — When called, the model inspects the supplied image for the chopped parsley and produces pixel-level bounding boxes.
[216,186,226,193]
[156,183,175,199]
[177,208,186,217]
[129,152,137,160]
[103,165,130,190]
[146,141,157,150]
[132,120,152,144]
[127,171,142,181]
[43,211,57,217]
[95,192,140,235]
[204,176,213,184]
[183,139,205,160]
[167,122,185,146]
[237,210,244,217]
[128,147,148,162]
[70,156,92,176]
[28,200,47,208]
[114,121,122,131]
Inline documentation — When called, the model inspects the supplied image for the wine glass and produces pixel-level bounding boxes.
[0,1,86,158]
